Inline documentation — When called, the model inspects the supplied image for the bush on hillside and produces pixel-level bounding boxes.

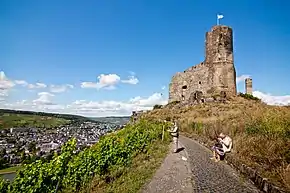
[239,93,260,101]
[168,101,180,105]
[153,104,163,109]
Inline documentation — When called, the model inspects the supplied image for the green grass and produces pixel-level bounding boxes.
[87,139,170,193]
[0,113,70,129]
[0,166,22,174]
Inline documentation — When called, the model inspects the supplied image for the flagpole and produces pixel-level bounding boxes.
[217,14,224,26]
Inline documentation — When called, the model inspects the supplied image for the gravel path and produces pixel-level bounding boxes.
[140,142,194,193]
[179,135,261,193]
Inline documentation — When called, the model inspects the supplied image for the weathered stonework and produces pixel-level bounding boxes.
[169,25,237,103]
[245,78,253,95]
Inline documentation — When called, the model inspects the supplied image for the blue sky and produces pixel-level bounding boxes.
[1,0,290,116]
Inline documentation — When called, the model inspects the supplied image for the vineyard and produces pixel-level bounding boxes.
[0,119,171,193]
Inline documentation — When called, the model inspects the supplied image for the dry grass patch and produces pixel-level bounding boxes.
[143,97,290,191]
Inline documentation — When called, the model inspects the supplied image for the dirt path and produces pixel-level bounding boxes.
[140,141,194,193]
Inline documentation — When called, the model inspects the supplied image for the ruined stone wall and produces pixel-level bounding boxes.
[169,63,210,102]
[169,25,237,103]
[245,78,253,95]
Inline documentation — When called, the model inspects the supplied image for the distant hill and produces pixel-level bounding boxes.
[0,109,98,129]
[89,116,130,125]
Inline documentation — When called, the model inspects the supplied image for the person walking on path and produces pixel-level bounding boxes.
[167,121,179,153]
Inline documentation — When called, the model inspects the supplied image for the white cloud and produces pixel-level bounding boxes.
[68,92,167,116]
[0,71,15,90]
[161,86,166,90]
[14,80,28,86]
[0,71,15,101]
[50,84,74,93]
[253,91,290,106]
[3,86,290,117]
[130,93,166,107]
[97,74,120,89]
[81,73,140,89]
[81,74,121,89]
[128,71,136,76]
[0,92,168,117]
[0,90,8,97]
[27,83,47,89]
[81,82,98,89]
[121,76,139,85]
[0,90,8,101]
[121,71,139,85]
[33,92,55,105]
[236,75,251,84]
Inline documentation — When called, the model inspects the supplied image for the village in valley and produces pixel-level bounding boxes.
[0,116,126,171]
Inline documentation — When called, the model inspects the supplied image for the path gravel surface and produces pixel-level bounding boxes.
[142,136,261,193]
[141,142,193,193]
[179,135,261,193]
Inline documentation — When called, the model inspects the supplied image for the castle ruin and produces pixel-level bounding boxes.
[169,25,237,103]
[245,78,253,95]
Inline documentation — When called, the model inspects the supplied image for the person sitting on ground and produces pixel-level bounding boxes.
[211,133,232,162]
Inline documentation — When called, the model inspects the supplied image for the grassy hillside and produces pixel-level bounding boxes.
[143,96,290,191]
[0,120,171,193]
[0,109,93,129]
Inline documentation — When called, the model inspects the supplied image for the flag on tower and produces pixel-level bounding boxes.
[217,14,224,25]
[217,14,224,19]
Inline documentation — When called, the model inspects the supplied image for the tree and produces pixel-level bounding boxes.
[28,142,36,153]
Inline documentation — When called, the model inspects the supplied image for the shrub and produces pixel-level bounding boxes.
[169,101,180,105]
[153,104,163,109]
[239,93,260,101]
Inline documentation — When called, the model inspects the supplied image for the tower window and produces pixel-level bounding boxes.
[199,81,201,84]
[182,85,187,89]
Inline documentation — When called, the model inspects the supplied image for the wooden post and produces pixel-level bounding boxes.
[162,125,165,141]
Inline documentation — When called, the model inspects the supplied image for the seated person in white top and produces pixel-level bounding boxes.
[211,133,232,162]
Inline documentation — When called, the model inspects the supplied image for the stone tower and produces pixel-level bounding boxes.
[245,78,253,95]
[205,25,237,96]
[168,25,237,103]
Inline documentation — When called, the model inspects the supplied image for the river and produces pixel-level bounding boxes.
[0,172,16,181]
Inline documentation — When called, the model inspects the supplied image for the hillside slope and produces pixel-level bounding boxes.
[143,96,290,191]
[0,109,94,129]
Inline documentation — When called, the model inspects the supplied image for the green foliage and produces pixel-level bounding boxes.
[0,113,70,129]
[190,122,204,135]
[239,93,260,101]
[0,108,101,129]
[0,178,10,193]
[0,120,170,193]
[168,101,180,105]
[153,104,163,110]
[245,116,290,139]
